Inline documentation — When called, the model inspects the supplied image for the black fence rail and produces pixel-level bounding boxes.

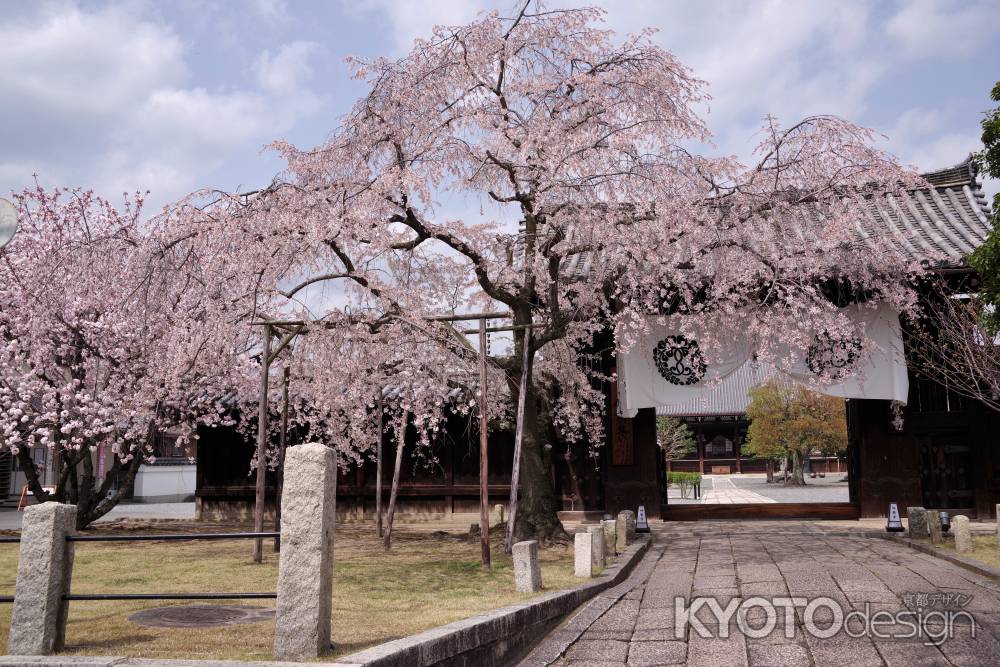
[0,531,280,604]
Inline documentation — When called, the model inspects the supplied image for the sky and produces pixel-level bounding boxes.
[2,0,999,216]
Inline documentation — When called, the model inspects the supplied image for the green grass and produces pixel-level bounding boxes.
[941,533,1000,569]
[0,524,577,662]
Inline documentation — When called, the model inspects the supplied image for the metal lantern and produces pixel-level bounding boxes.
[940,512,951,534]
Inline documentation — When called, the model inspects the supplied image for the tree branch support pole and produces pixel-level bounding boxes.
[383,411,408,550]
[504,327,531,553]
[376,387,384,537]
[478,318,491,568]
[273,365,290,552]
[253,324,272,563]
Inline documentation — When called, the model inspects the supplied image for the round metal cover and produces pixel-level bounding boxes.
[128,604,275,628]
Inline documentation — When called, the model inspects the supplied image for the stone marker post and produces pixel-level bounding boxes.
[574,532,593,578]
[996,504,1000,549]
[8,502,77,656]
[622,510,636,541]
[601,519,617,560]
[908,507,929,539]
[615,511,631,554]
[927,510,943,545]
[513,540,542,592]
[588,525,605,572]
[274,443,337,660]
[953,515,972,553]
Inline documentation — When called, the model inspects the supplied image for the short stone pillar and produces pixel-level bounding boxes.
[953,515,972,553]
[623,510,637,541]
[908,507,929,539]
[513,540,542,592]
[615,511,632,554]
[927,510,943,545]
[274,443,338,659]
[574,532,594,578]
[995,504,1000,547]
[601,519,617,559]
[588,525,605,571]
[8,502,77,655]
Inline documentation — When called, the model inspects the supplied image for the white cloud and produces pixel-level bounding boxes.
[0,3,324,209]
[254,41,322,95]
[886,0,996,59]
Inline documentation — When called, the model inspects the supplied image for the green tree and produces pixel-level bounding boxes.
[744,381,847,486]
[969,80,1000,333]
[656,415,696,462]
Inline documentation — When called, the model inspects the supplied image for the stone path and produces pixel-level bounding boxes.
[522,523,1000,666]
[701,477,777,504]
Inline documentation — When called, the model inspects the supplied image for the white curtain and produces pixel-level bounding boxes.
[616,302,908,417]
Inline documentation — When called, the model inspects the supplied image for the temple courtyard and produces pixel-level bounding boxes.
[667,474,850,505]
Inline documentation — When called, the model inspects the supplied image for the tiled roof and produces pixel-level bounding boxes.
[864,157,992,266]
[561,157,993,277]
[655,361,778,417]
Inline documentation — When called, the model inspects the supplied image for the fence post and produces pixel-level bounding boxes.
[273,442,337,659]
[8,502,77,655]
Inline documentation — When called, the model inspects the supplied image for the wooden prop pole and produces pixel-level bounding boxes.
[253,324,272,563]
[504,327,531,553]
[273,366,290,552]
[383,410,408,550]
[478,318,491,567]
[376,387,384,537]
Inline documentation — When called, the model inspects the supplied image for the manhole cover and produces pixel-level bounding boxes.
[128,604,275,628]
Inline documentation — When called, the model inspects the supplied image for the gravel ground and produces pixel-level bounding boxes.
[667,474,849,504]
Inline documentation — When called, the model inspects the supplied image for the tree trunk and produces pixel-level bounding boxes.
[786,449,806,486]
[765,460,774,484]
[508,376,568,545]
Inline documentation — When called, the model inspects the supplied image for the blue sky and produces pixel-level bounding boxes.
[2,0,999,214]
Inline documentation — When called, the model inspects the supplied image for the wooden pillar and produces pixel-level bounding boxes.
[697,425,705,474]
[273,366,290,552]
[253,324,272,564]
[734,422,741,474]
[477,318,491,567]
[376,388,384,537]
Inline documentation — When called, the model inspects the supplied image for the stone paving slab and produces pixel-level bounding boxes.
[523,522,1000,666]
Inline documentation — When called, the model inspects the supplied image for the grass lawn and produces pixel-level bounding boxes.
[0,522,577,662]
[941,533,1000,570]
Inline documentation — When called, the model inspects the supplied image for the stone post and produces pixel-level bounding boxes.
[996,504,1000,549]
[953,515,972,553]
[512,540,542,592]
[927,510,943,545]
[273,443,337,660]
[8,502,77,655]
[615,511,631,554]
[588,525,605,571]
[574,532,594,578]
[907,507,929,539]
[622,510,636,542]
[601,519,617,559]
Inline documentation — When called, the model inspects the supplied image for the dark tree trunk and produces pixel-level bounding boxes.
[785,449,806,486]
[508,377,568,545]
[17,440,146,530]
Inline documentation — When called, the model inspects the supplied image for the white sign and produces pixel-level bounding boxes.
[636,504,650,533]
[0,197,17,249]
[886,502,904,532]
